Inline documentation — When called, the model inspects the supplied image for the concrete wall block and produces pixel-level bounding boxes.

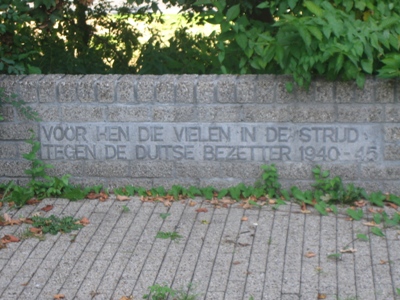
[255,75,275,103]
[0,143,18,158]
[384,145,400,160]
[354,76,374,103]
[58,75,80,102]
[85,161,130,178]
[384,125,400,142]
[156,75,177,103]
[296,82,315,103]
[385,105,400,122]
[117,75,137,103]
[382,181,400,194]
[46,161,85,177]
[175,161,227,178]
[131,161,175,178]
[352,180,383,193]
[197,75,216,104]
[199,178,250,189]
[104,178,153,190]
[242,105,289,122]
[136,75,157,103]
[335,81,356,103]
[228,162,262,179]
[97,75,119,103]
[236,75,256,103]
[0,123,38,140]
[29,105,60,122]
[217,75,236,103]
[17,75,43,103]
[318,163,359,180]
[108,106,150,122]
[153,178,199,189]
[338,105,383,122]
[0,160,31,176]
[38,75,63,103]
[176,75,196,103]
[375,78,395,103]
[290,105,335,123]
[18,142,32,157]
[275,75,296,103]
[153,106,197,122]
[77,75,99,103]
[0,75,21,96]
[315,80,334,103]
[273,162,313,180]
[198,105,241,122]
[62,106,104,122]
[1,105,14,122]
[361,164,400,180]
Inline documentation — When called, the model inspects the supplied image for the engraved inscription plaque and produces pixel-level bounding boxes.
[39,123,382,162]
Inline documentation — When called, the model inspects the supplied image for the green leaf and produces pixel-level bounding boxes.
[288,0,298,10]
[346,208,364,221]
[373,213,382,224]
[299,27,312,47]
[327,253,342,260]
[356,73,366,88]
[226,4,240,21]
[304,1,324,17]
[371,227,385,237]
[236,33,247,50]
[315,202,328,216]
[256,1,269,9]
[356,233,369,241]
[160,213,170,220]
[361,59,373,74]
[307,26,323,41]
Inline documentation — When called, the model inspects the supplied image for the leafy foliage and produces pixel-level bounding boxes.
[193,0,400,88]
[31,215,83,235]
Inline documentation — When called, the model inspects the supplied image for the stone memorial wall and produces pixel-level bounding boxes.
[0,74,399,192]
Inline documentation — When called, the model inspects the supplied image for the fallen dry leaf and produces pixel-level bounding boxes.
[340,248,357,253]
[232,261,241,265]
[0,202,2,208]
[3,213,11,222]
[8,202,14,207]
[26,198,40,205]
[116,195,130,201]
[20,282,29,286]
[317,293,327,299]
[380,259,388,264]
[77,217,90,226]
[30,227,42,234]
[268,199,276,205]
[301,202,307,211]
[385,202,398,209]
[41,205,54,212]
[163,200,172,207]
[53,294,65,299]
[189,201,197,207]
[1,235,20,243]
[119,296,133,300]
[196,208,208,213]
[210,199,219,205]
[305,251,316,258]
[354,200,366,207]
[363,221,377,227]
[241,216,248,221]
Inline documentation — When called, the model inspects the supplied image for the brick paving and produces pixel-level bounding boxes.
[0,196,399,300]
